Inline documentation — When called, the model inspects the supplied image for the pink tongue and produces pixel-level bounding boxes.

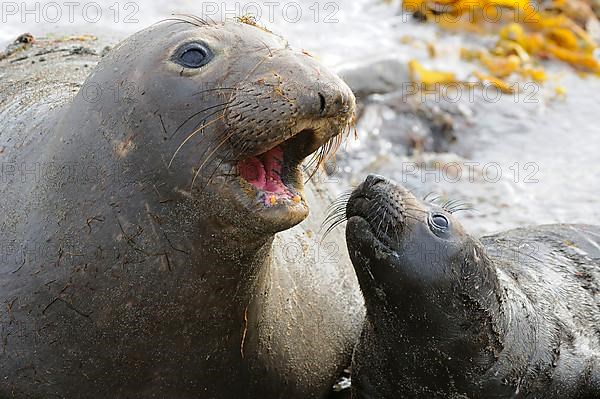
[239,146,286,194]
[238,157,266,188]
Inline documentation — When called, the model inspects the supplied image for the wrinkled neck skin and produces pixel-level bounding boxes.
[351,231,554,398]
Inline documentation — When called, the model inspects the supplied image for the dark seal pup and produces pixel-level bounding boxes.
[0,18,364,398]
[341,174,599,398]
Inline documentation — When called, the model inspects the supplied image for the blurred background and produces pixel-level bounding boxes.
[1,0,599,235]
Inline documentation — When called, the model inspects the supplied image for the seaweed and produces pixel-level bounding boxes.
[402,0,600,96]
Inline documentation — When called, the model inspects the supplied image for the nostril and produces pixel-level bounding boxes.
[366,174,386,187]
[318,92,326,115]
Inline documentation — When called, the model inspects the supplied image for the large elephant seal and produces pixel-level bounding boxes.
[342,175,599,398]
[0,18,364,398]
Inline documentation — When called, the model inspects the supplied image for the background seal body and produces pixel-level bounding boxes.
[344,175,599,398]
[0,20,364,398]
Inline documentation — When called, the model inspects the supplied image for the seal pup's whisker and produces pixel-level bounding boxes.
[326,191,353,210]
[321,217,348,240]
[320,190,354,240]
[423,192,441,203]
[422,193,473,214]
[447,206,475,214]
[402,206,428,215]
[322,204,346,224]
[321,205,350,239]
[441,199,461,210]
[446,201,474,214]
[382,210,392,241]
[323,201,350,220]
[375,208,388,239]
[322,209,348,232]
[443,199,474,214]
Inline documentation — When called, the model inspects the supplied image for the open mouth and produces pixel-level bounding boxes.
[237,129,320,207]
[238,145,300,206]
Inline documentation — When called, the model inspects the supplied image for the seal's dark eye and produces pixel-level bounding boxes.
[173,43,212,68]
[430,214,449,230]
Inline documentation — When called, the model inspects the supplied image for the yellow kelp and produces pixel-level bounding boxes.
[480,54,521,77]
[473,71,517,93]
[408,60,458,86]
[404,0,600,82]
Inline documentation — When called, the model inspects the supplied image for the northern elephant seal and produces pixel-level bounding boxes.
[0,17,364,398]
[341,174,599,398]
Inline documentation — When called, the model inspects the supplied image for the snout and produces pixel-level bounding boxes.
[364,174,387,189]
[352,174,409,199]
[346,175,422,246]
[224,49,356,161]
[315,79,355,119]
[288,51,356,127]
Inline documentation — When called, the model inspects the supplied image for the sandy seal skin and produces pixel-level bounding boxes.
[344,175,599,398]
[0,20,364,398]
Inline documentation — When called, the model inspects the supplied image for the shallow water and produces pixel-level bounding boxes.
[1,0,598,236]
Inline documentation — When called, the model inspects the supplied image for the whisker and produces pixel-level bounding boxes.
[170,101,233,139]
[448,206,476,214]
[304,132,347,183]
[200,147,234,193]
[423,192,440,203]
[321,217,348,241]
[191,128,238,189]
[192,87,238,97]
[403,206,428,215]
[174,13,210,26]
[322,211,347,229]
[155,17,201,28]
[168,115,224,168]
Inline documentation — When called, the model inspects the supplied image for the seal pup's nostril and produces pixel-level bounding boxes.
[365,174,386,188]
[318,92,326,115]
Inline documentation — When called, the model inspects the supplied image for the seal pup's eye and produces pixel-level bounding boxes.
[173,42,212,68]
[429,213,450,231]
